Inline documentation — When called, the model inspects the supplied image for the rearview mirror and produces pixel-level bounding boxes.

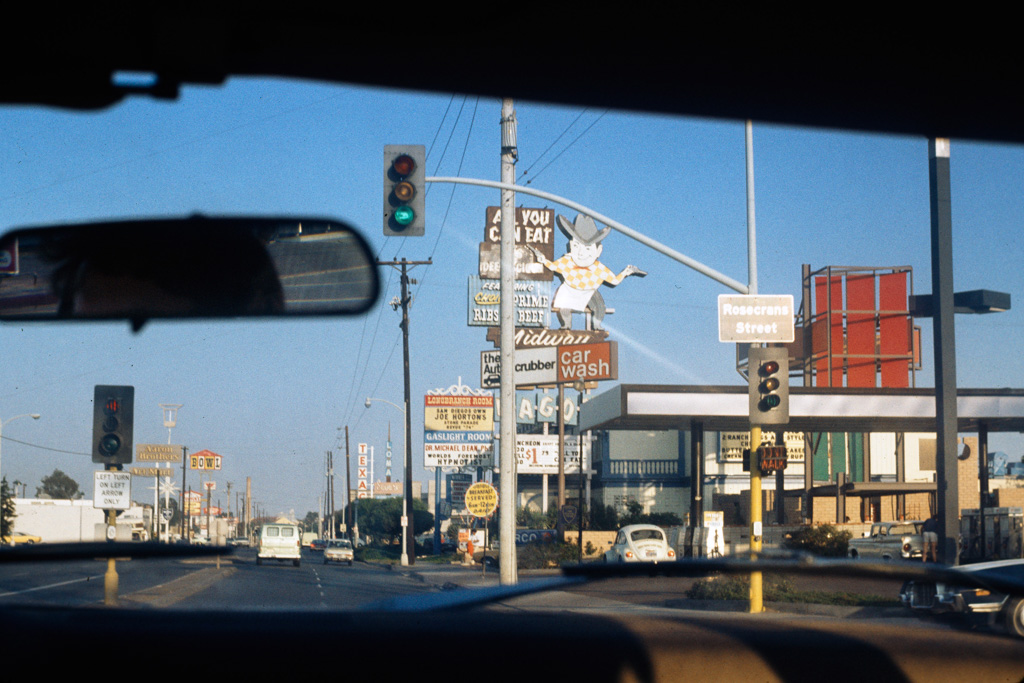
[0,216,379,329]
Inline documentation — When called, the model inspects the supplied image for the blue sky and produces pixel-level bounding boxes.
[2,77,1023,518]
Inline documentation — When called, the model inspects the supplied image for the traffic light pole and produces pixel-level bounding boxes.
[424,177,749,295]
[745,121,763,614]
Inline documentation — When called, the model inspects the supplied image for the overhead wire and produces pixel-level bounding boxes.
[520,109,608,185]
[517,108,590,184]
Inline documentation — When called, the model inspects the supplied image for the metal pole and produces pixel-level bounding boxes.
[929,137,960,565]
[434,466,441,555]
[346,427,353,545]
[979,423,989,559]
[745,120,763,613]
[426,177,748,294]
[556,382,566,540]
[498,97,518,585]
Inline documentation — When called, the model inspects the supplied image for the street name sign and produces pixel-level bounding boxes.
[718,294,795,343]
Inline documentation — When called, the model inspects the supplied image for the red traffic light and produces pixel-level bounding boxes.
[761,360,780,375]
[391,154,416,177]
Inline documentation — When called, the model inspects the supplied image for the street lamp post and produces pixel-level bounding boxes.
[365,397,410,566]
[0,413,41,540]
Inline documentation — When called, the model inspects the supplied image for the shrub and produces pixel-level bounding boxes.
[781,524,852,557]
[516,541,582,569]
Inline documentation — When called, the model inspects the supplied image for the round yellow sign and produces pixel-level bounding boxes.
[464,481,498,517]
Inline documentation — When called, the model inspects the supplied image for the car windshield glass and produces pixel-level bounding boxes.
[1,76,1023,639]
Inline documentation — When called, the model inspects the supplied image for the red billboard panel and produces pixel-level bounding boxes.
[846,274,876,387]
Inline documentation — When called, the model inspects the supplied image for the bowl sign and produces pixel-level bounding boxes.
[464,481,498,517]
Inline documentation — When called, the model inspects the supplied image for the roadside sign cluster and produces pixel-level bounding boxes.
[424,393,495,468]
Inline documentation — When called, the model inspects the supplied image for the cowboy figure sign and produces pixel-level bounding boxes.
[526,214,645,330]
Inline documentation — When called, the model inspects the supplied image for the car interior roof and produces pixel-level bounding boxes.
[5,14,1021,145]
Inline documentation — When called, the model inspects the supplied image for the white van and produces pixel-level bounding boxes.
[256,523,302,566]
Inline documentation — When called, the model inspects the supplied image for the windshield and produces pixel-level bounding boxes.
[2,75,1023,642]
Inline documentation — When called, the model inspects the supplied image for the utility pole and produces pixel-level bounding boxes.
[345,426,352,545]
[327,450,335,539]
[378,257,431,565]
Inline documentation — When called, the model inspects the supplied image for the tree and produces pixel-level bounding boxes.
[1,477,15,538]
[36,469,82,500]
[301,510,320,533]
[344,497,433,546]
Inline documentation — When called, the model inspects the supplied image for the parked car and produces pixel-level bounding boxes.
[323,539,354,565]
[604,524,676,563]
[256,523,301,567]
[848,521,924,560]
[229,537,251,547]
[2,532,41,545]
[900,558,1024,637]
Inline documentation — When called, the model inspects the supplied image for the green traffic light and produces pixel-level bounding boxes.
[394,205,415,226]
[762,395,782,409]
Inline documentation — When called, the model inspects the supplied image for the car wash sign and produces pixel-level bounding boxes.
[424,394,494,468]
[557,342,617,383]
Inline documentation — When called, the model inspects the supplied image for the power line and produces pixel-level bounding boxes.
[0,435,88,456]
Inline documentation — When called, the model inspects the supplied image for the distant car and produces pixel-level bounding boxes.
[848,521,924,560]
[604,524,676,563]
[900,558,1024,637]
[256,523,301,567]
[229,537,251,547]
[2,532,42,545]
[310,538,327,552]
[323,539,354,565]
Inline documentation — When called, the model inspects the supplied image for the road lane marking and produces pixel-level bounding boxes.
[0,574,105,598]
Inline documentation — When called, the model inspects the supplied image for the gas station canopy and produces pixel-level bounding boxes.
[581,385,1024,434]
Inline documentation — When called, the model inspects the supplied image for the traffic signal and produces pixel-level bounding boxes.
[749,346,789,425]
[383,144,425,236]
[92,385,134,465]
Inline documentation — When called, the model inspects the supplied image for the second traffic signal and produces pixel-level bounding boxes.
[748,346,789,425]
[383,144,425,236]
[92,385,135,465]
